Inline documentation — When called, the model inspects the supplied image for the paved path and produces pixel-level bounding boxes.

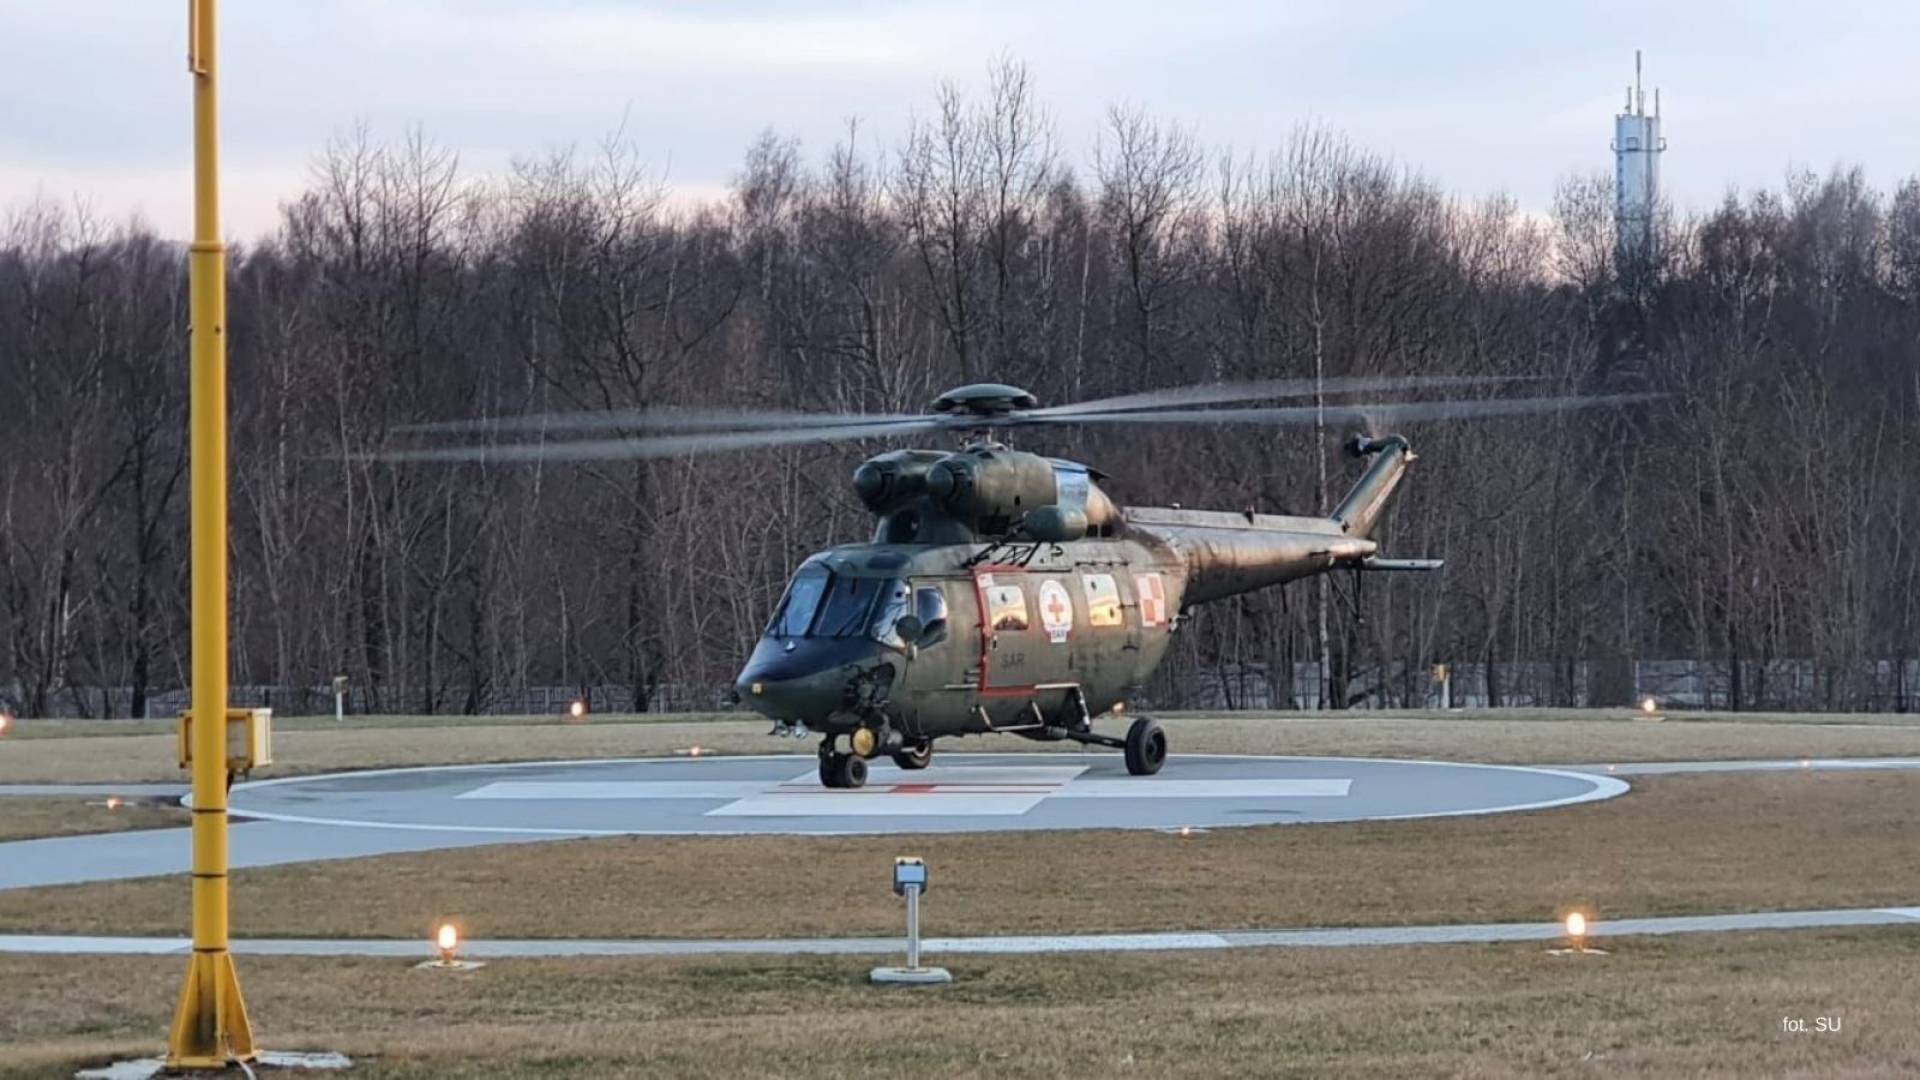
[4,904,1916,959]
[1564,758,1920,776]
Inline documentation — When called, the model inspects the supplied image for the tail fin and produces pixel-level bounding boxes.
[1331,435,1413,538]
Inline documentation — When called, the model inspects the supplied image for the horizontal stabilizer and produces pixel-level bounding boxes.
[1358,557,1444,572]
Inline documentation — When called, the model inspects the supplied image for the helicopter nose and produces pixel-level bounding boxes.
[734,668,835,721]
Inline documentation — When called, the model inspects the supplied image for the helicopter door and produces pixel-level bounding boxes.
[972,569,1074,726]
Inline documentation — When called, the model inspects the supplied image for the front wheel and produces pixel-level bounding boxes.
[890,741,934,771]
[819,751,869,788]
[1123,717,1166,776]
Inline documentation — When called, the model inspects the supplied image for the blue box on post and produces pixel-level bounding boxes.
[893,857,928,896]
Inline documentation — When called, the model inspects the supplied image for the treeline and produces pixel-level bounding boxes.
[3,62,1917,717]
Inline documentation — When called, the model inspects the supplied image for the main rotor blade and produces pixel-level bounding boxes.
[1031,374,1543,417]
[399,375,1544,436]
[399,406,925,437]
[375,416,948,464]
[1026,393,1662,429]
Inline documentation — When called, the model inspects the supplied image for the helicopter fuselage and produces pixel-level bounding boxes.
[735,504,1393,748]
[732,417,1431,787]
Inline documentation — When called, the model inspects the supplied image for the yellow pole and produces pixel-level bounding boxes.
[167,0,256,1066]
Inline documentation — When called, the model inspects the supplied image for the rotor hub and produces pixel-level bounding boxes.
[930,383,1040,418]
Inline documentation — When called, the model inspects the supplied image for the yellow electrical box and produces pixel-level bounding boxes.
[1431,663,1449,681]
[177,708,273,773]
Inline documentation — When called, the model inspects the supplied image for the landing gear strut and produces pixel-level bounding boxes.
[1057,715,1168,776]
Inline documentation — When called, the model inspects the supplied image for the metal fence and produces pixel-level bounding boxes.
[1144,659,1920,713]
[7,658,1918,719]
[2,682,728,720]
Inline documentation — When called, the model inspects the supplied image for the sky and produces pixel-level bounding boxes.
[5,0,1918,241]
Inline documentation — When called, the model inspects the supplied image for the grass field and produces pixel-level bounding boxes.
[2,771,1914,940]
[0,797,186,842]
[4,708,1920,785]
[6,929,1918,1078]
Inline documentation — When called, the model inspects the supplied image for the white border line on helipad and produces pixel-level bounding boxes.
[210,753,1631,837]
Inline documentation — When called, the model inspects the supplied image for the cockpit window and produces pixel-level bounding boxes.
[814,574,886,638]
[768,567,829,638]
[770,570,916,642]
[870,579,913,647]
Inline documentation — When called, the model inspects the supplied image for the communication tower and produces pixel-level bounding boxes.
[1613,51,1665,268]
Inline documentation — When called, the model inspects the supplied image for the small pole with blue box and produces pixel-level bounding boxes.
[870,857,952,985]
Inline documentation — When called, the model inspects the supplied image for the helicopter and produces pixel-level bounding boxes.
[391,377,1649,788]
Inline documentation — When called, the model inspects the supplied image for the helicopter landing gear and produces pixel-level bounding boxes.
[1123,717,1166,776]
[1056,715,1167,775]
[890,740,934,770]
[818,738,871,789]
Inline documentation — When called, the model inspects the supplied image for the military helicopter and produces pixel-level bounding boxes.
[392,377,1648,788]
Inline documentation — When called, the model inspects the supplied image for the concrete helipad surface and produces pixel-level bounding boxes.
[221,753,1629,837]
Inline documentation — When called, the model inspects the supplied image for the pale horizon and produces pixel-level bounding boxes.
[6,1,1918,242]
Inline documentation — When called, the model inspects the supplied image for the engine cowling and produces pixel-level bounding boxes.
[851,450,949,512]
[855,445,1116,542]
[925,447,1059,527]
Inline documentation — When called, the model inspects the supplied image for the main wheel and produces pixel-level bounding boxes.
[833,752,869,789]
[1123,717,1166,776]
[890,741,934,771]
[818,751,841,788]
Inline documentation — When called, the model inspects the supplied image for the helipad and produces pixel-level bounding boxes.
[224,753,1629,836]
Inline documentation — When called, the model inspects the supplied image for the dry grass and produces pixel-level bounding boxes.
[2,772,1914,940]
[6,930,1919,1078]
[1,711,734,741]
[0,798,187,842]
[4,710,1920,785]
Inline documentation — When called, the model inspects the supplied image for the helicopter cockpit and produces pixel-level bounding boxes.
[735,562,950,726]
[764,566,947,650]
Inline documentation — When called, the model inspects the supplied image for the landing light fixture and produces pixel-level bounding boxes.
[1550,909,1607,956]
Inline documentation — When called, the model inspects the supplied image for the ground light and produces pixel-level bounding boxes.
[418,922,484,971]
[0,711,11,735]
[1548,910,1609,956]
[1640,696,1662,719]
[568,698,589,721]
